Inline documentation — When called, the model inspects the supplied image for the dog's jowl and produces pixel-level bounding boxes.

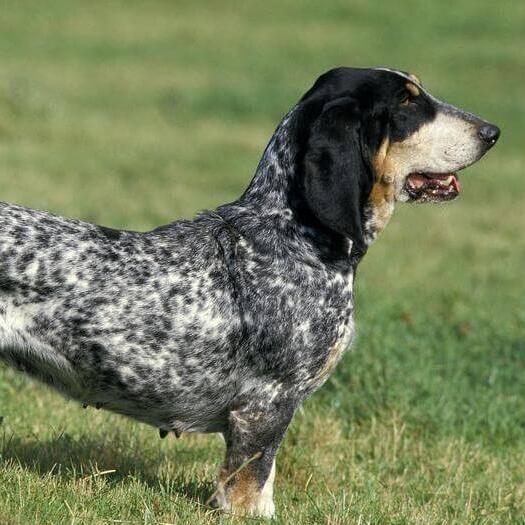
[0,67,499,517]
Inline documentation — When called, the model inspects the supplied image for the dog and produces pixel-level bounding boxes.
[0,67,499,517]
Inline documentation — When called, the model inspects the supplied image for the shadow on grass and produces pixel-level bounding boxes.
[0,431,215,506]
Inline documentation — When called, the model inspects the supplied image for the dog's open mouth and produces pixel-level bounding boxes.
[404,172,461,202]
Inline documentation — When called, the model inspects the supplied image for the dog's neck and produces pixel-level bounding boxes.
[239,110,298,212]
[236,108,393,262]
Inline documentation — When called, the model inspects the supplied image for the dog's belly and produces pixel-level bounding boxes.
[88,395,229,433]
[0,297,235,432]
[0,328,231,433]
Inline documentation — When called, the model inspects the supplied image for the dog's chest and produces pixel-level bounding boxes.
[309,307,354,389]
[287,269,355,391]
[242,253,355,389]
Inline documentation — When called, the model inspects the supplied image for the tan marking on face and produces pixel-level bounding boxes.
[408,73,422,85]
[366,136,396,238]
[406,82,420,97]
[372,136,390,181]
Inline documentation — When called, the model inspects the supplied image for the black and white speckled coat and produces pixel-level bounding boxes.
[0,67,499,517]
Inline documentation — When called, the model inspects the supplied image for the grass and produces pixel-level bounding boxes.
[0,0,524,523]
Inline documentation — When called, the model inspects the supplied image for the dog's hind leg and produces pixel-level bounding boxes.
[208,397,295,518]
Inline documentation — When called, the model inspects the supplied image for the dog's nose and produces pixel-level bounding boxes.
[478,124,500,147]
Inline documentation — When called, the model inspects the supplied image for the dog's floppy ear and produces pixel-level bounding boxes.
[301,96,374,252]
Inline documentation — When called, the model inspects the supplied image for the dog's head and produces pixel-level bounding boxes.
[294,67,499,248]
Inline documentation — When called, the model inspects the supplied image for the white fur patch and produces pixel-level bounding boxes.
[255,459,276,517]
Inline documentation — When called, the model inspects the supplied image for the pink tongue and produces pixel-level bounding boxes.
[408,174,428,189]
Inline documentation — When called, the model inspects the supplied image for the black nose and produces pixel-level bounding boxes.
[478,124,500,147]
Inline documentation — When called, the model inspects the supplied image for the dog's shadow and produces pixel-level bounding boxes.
[1,430,215,505]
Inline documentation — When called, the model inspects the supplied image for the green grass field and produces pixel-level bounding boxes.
[0,1,524,523]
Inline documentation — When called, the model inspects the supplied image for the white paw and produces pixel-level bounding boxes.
[252,497,275,518]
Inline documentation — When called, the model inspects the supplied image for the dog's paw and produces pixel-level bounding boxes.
[207,492,275,518]
[252,497,275,518]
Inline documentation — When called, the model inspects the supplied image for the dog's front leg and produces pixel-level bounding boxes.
[208,399,295,518]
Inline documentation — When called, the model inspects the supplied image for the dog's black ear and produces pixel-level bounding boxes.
[301,96,374,251]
